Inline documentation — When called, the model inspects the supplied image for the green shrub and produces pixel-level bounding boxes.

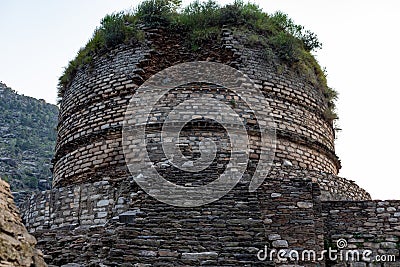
[246,33,267,46]
[2,175,9,183]
[137,0,181,27]
[188,27,221,51]
[269,11,322,51]
[221,1,266,27]
[269,31,300,64]
[179,0,220,29]
[101,13,126,47]
[219,1,245,25]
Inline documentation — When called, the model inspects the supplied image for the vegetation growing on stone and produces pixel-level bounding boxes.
[58,0,338,120]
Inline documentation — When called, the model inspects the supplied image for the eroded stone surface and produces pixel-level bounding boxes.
[0,178,46,267]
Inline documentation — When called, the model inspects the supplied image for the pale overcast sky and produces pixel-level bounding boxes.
[0,1,399,200]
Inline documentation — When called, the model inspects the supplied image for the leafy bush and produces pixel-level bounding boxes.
[179,0,220,30]
[188,27,220,51]
[220,1,264,27]
[101,13,126,47]
[137,0,181,27]
[269,32,299,64]
[269,11,322,51]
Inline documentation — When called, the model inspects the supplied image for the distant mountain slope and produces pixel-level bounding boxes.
[0,82,58,192]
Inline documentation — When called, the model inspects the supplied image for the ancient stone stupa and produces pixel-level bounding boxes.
[18,1,399,266]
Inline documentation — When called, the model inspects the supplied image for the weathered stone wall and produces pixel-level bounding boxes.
[21,177,326,266]
[18,174,398,266]
[268,165,371,201]
[0,178,46,266]
[323,200,400,266]
[27,181,270,266]
[258,178,326,266]
[52,45,146,187]
[20,180,118,232]
[21,177,395,266]
[227,29,340,175]
[20,163,370,234]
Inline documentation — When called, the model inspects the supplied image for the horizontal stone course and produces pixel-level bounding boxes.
[20,163,370,235]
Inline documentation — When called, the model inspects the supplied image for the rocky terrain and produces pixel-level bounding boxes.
[0,82,58,195]
[0,178,46,266]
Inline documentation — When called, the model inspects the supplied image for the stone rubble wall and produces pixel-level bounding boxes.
[323,200,400,267]
[52,45,148,188]
[19,164,369,234]
[21,177,326,266]
[18,175,397,266]
[20,177,394,266]
[258,178,326,266]
[0,178,46,266]
[27,182,270,266]
[224,29,340,174]
[267,165,371,201]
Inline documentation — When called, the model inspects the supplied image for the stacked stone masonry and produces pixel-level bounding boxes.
[323,201,400,267]
[20,178,399,266]
[53,27,340,188]
[19,166,370,234]
[20,177,330,266]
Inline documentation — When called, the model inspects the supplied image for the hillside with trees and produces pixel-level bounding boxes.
[0,82,58,193]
